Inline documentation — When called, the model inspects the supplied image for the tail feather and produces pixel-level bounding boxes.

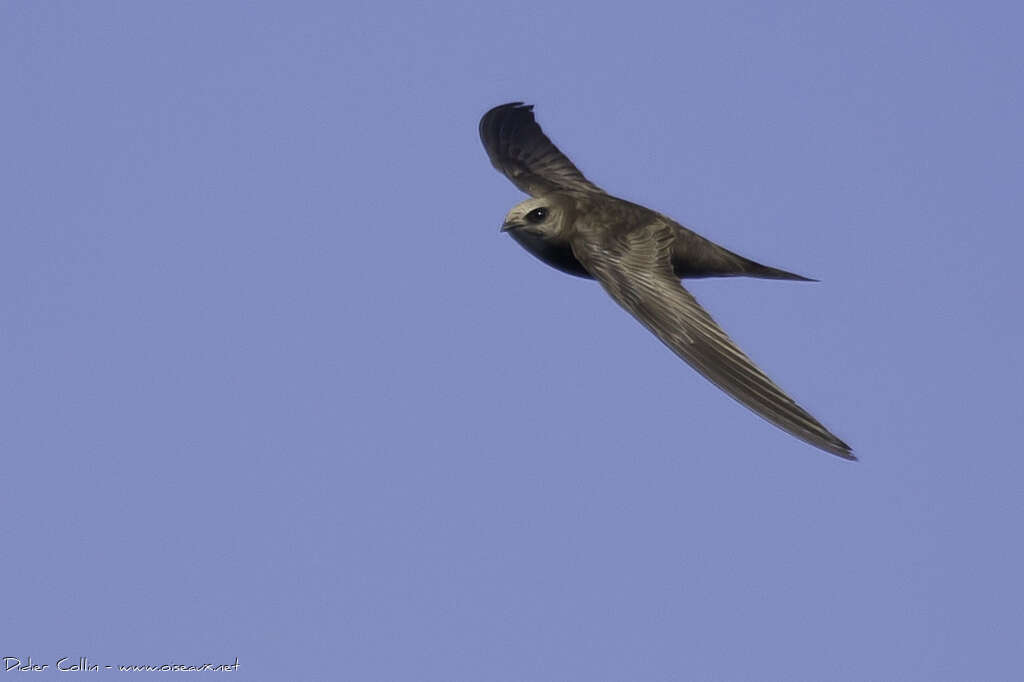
[743,261,817,282]
[670,232,817,281]
[668,222,819,281]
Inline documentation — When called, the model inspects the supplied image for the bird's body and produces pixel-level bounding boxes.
[508,191,813,282]
[480,102,853,460]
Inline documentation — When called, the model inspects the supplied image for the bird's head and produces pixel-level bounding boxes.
[500,196,571,237]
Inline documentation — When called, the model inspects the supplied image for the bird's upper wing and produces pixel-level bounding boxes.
[479,102,604,197]
[571,220,853,460]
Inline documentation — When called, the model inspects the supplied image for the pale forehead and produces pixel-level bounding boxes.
[507,197,547,216]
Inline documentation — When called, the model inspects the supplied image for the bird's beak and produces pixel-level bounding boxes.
[500,220,522,233]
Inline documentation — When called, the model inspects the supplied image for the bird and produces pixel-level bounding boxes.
[479,102,853,460]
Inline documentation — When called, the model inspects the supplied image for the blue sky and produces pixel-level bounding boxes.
[3,1,1022,679]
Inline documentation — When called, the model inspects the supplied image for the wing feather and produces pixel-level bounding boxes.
[571,222,854,460]
[479,102,604,197]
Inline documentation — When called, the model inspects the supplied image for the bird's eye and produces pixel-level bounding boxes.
[525,207,548,224]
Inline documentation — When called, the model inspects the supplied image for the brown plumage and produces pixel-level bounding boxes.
[481,102,853,460]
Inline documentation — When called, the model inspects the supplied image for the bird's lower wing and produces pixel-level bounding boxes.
[571,223,853,460]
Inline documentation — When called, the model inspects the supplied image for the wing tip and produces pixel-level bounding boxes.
[821,438,856,461]
[479,102,545,185]
[480,102,533,133]
[485,101,530,115]
[834,448,857,461]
